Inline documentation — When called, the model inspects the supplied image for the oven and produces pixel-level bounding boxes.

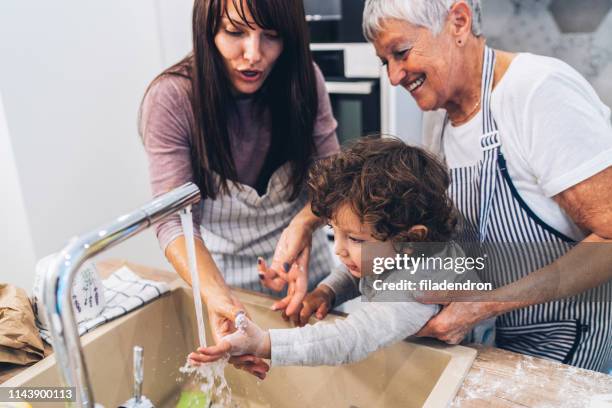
[304,0,366,43]
[311,44,381,145]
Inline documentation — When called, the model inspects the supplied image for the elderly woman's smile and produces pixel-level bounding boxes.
[406,74,426,92]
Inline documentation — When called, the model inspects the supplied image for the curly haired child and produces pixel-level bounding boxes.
[189,136,464,368]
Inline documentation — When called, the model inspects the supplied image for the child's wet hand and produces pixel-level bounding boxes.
[188,341,231,364]
[209,315,272,358]
[199,342,231,357]
[298,285,335,326]
[188,349,270,380]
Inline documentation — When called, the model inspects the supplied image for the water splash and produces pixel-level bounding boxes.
[179,357,232,408]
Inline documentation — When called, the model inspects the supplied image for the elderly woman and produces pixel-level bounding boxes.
[362,0,612,371]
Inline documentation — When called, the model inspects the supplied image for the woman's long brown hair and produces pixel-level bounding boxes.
[143,0,317,200]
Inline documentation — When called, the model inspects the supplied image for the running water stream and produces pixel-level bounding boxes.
[178,206,232,407]
[180,206,207,349]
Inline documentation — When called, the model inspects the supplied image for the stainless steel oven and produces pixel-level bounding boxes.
[304,0,366,43]
[306,0,423,147]
[311,44,381,144]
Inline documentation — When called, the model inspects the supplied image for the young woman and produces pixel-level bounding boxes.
[139,0,339,378]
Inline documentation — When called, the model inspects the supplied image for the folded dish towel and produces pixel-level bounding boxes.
[39,266,170,344]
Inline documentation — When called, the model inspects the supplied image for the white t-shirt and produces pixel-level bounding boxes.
[436,53,612,241]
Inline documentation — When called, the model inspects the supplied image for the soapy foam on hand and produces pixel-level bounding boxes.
[234,311,248,333]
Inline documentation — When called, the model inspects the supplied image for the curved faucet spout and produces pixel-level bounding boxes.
[41,182,201,407]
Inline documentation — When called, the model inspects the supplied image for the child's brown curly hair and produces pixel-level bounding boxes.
[308,136,457,242]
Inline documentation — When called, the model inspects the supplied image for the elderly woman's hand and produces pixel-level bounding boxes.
[416,301,493,344]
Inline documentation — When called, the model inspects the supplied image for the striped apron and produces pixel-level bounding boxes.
[199,162,335,296]
[444,46,612,371]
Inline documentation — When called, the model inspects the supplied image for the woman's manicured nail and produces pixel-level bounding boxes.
[283,262,290,272]
[258,273,264,280]
[257,257,263,265]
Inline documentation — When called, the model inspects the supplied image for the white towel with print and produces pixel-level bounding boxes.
[39,266,170,344]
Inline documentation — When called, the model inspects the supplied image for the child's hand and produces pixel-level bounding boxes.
[189,315,271,364]
[297,285,335,326]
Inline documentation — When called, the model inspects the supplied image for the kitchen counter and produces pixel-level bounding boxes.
[2,259,611,407]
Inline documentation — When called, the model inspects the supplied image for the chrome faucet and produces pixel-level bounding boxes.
[41,182,201,407]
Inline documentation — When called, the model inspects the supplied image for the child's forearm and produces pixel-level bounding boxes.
[267,302,437,366]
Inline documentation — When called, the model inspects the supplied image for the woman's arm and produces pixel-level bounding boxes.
[491,165,612,307]
[166,235,240,343]
[140,76,244,321]
[417,166,612,344]
[166,235,223,291]
[140,77,269,377]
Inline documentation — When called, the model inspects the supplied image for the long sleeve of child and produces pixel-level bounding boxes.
[318,266,361,306]
[268,301,439,366]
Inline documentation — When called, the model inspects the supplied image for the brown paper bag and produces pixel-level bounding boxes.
[0,284,45,365]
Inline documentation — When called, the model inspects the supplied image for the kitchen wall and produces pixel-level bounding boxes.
[0,93,38,291]
[0,1,193,292]
[482,0,612,108]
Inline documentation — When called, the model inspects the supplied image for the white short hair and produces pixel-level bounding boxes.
[363,0,482,41]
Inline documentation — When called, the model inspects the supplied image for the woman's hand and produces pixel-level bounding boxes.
[202,285,245,342]
[202,286,270,379]
[416,301,494,344]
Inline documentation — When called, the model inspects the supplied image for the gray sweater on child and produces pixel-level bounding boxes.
[268,244,467,366]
